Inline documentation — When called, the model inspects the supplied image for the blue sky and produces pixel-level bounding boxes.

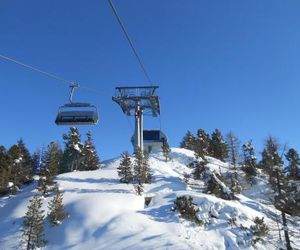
[1,0,300,160]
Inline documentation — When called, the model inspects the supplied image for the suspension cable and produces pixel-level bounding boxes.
[107,0,153,84]
[0,54,108,95]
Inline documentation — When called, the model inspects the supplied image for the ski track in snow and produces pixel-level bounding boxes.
[0,148,299,250]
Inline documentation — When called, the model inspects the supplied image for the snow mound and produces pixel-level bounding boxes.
[0,148,299,249]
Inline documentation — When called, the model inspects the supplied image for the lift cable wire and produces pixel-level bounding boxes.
[0,54,107,96]
[107,0,153,84]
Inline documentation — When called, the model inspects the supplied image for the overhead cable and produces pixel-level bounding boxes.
[0,54,106,95]
[107,0,153,84]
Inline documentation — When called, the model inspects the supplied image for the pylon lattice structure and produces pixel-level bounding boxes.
[112,86,160,153]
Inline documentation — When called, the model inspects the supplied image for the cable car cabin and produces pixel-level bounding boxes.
[55,103,99,125]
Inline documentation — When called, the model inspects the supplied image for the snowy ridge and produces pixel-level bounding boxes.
[0,148,300,249]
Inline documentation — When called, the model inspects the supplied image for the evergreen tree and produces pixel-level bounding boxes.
[81,131,100,171]
[38,142,62,196]
[48,188,68,225]
[161,138,171,162]
[20,194,46,250]
[173,196,203,225]
[180,131,196,151]
[285,148,300,180]
[60,127,83,173]
[8,139,33,187]
[209,129,228,162]
[225,132,240,169]
[117,151,133,183]
[0,146,11,195]
[241,140,257,183]
[250,217,269,245]
[194,129,210,159]
[133,148,151,195]
[260,137,292,250]
[260,137,283,187]
[31,148,45,175]
[192,161,208,180]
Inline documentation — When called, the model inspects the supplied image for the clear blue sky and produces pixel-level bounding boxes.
[1,0,300,160]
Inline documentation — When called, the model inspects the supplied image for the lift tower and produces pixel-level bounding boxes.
[112,86,160,153]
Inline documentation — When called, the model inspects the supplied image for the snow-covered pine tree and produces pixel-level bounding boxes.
[20,194,46,250]
[209,129,228,162]
[180,131,196,151]
[117,151,133,183]
[241,140,257,183]
[194,128,210,159]
[225,132,240,169]
[38,142,62,196]
[161,138,171,162]
[8,139,34,187]
[60,127,83,173]
[48,188,68,225]
[285,148,300,180]
[81,131,100,171]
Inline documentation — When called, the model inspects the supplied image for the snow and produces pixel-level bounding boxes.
[1,148,300,249]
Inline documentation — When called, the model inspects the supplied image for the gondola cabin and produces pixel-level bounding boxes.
[55,103,99,125]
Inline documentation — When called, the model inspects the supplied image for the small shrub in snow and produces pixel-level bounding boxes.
[250,217,269,245]
[205,172,236,200]
[227,216,237,227]
[173,196,203,225]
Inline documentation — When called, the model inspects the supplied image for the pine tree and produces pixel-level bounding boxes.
[225,132,240,169]
[60,127,83,173]
[209,129,228,162]
[250,217,269,245]
[81,131,100,171]
[180,131,196,151]
[20,194,46,250]
[8,139,34,187]
[31,148,45,175]
[133,148,151,195]
[285,148,300,180]
[260,137,292,250]
[173,196,203,225]
[194,129,210,159]
[117,151,133,183]
[192,161,207,180]
[161,138,171,162]
[241,140,257,183]
[38,142,62,196]
[48,188,68,225]
[260,137,283,187]
[0,146,11,195]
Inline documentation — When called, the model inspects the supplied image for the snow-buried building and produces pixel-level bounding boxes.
[131,130,167,153]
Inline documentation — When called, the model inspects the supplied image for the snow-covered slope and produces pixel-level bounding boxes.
[1,148,299,249]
